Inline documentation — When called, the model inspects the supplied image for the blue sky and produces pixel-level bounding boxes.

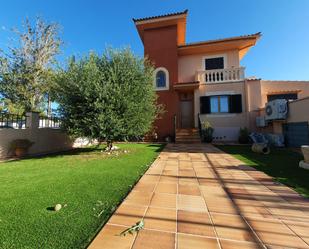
[0,0,309,80]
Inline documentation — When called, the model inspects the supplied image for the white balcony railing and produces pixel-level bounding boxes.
[196,67,245,84]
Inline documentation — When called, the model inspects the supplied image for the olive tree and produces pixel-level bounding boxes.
[55,49,162,149]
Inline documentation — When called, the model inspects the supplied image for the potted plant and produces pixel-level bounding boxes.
[238,127,250,144]
[201,121,214,143]
[10,139,34,157]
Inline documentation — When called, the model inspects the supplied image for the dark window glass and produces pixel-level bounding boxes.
[229,94,242,113]
[200,96,210,114]
[267,93,297,101]
[205,57,224,70]
[156,70,166,88]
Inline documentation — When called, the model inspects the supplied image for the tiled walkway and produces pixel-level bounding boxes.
[89,144,309,249]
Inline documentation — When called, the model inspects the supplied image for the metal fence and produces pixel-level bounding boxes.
[39,116,61,128]
[0,113,27,129]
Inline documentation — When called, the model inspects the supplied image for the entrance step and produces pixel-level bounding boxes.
[175,128,201,144]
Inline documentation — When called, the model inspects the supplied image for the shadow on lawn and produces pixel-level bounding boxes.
[217,145,309,198]
[4,143,165,163]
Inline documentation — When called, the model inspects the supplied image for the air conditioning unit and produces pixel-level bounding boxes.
[256,116,267,127]
[265,99,288,121]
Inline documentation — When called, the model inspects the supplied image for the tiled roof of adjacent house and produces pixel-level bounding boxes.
[179,32,262,48]
[133,9,188,23]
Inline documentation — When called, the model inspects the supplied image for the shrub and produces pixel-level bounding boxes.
[201,121,214,143]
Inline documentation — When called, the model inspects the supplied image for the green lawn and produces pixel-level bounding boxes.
[216,145,309,198]
[0,143,163,249]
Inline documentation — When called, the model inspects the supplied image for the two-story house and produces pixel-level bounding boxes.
[133,10,309,145]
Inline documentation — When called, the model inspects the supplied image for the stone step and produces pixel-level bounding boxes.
[175,128,201,143]
[175,140,201,144]
[176,136,201,140]
[176,130,199,134]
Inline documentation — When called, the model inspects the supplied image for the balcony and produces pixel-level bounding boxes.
[196,67,245,84]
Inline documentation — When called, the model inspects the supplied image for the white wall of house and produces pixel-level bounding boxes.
[195,81,247,141]
[178,50,240,83]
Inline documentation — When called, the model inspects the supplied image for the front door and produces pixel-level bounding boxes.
[180,100,193,128]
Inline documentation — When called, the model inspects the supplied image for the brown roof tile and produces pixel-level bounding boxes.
[179,32,262,48]
[133,9,188,23]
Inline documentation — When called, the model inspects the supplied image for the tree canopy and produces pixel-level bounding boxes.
[55,49,162,148]
[0,17,62,113]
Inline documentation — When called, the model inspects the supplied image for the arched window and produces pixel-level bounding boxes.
[156,70,166,88]
[154,67,169,90]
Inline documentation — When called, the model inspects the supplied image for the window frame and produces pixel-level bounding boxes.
[203,54,227,71]
[153,67,169,91]
[267,93,298,102]
[200,92,243,115]
[210,95,230,114]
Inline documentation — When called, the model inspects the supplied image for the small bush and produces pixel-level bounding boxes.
[201,121,214,143]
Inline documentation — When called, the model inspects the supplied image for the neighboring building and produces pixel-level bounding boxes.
[133,10,309,145]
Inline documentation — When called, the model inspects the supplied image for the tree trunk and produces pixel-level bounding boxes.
[106,140,113,151]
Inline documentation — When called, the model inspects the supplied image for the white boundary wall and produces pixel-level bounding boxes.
[0,112,73,159]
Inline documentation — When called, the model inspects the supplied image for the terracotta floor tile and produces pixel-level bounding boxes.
[132,229,175,249]
[200,185,227,197]
[177,233,220,249]
[159,175,178,184]
[88,224,136,249]
[246,217,309,248]
[162,170,178,177]
[284,220,309,243]
[179,160,193,167]
[89,144,309,249]
[179,177,199,186]
[211,213,255,242]
[150,193,176,208]
[192,161,210,168]
[179,170,196,177]
[124,191,153,206]
[198,178,222,186]
[195,168,215,177]
[178,184,201,196]
[139,175,160,183]
[219,239,261,249]
[144,207,176,232]
[155,182,177,194]
[178,194,207,212]
[134,182,157,193]
[164,165,178,171]
[108,204,146,226]
[177,210,216,237]
[206,200,238,215]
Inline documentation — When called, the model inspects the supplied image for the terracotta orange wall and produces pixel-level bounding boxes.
[178,50,240,83]
[144,25,179,139]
